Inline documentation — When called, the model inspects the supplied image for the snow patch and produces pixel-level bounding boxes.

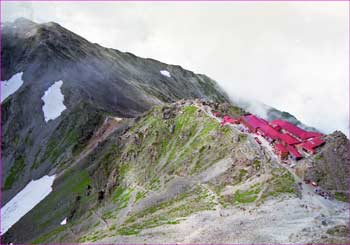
[1,72,24,102]
[42,80,66,122]
[160,70,171,78]
[60,217,67,225]
[1,175,56,234]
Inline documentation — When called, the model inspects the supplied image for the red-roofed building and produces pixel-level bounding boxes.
[298,143,315,154]
[285,145,302,160]
[298,137,325,154]
[307,137,325,146]
[303,132,323,139]
[213,112,221,117]
[221,115,239,126]
[257,124,280,142]
[259,118,269,124]
[240,114,267,133]
[237,115,325,160]
[270,120,316,140]
[270,123,282,131]
[274,143,289,160]
[278,133,300,145]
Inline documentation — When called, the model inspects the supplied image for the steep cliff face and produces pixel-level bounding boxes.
[1,18,230,204]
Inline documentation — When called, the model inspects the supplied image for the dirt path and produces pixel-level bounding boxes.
[98,193,349,244]
[75,117,123,164]
[115,191,137,227]
[91,209,109,228]
[130,156,233,217]
[196,158,232,183]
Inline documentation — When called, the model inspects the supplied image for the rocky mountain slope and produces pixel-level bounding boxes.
[1,18,349,244]
[2,100,349,244]
[1,17,229,205]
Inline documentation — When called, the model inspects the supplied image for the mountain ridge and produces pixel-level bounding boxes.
[1,17,229,205]
[1,18,349,244]
[2,100,349,244]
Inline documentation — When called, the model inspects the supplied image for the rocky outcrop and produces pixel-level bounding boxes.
[296,131,350,201]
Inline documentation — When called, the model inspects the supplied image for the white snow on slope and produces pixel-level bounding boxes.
[1,72,24,102]
[42,80,66,122]
[60,217,67,225]
[1,175,55,234]
[160,70,171,78]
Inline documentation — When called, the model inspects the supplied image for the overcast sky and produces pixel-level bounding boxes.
[2,1,349,137]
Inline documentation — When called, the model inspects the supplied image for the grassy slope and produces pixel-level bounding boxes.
[29,104,296,243]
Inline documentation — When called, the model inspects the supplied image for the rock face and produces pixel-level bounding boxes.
[296,131,350,201]
[1,18,229,204]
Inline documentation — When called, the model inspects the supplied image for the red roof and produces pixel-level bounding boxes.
[221,115,239,125]
[300,143,316,153]
[256,122,299,144]
[278,133,300,145]
[286,145,302,158]
[259,118,269,124]
[304,137,325,148]
[270,120,314,140]
[243,116,301,145]
[258,124,280,140]
[271,124,282,131]
[303,132,323,138]
[242,114,267,130]
[213,112,221,117]
[300,137,325,153]
[274,143,288,154]
[241,116,324,156]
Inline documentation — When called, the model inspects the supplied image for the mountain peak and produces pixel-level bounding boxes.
[12,17,61,29]
[5,18,65,37]
[13,17,36,25]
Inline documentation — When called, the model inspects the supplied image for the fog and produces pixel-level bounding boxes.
[2,1,349,136]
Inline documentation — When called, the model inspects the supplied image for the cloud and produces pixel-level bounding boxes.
[2,1,349,136]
